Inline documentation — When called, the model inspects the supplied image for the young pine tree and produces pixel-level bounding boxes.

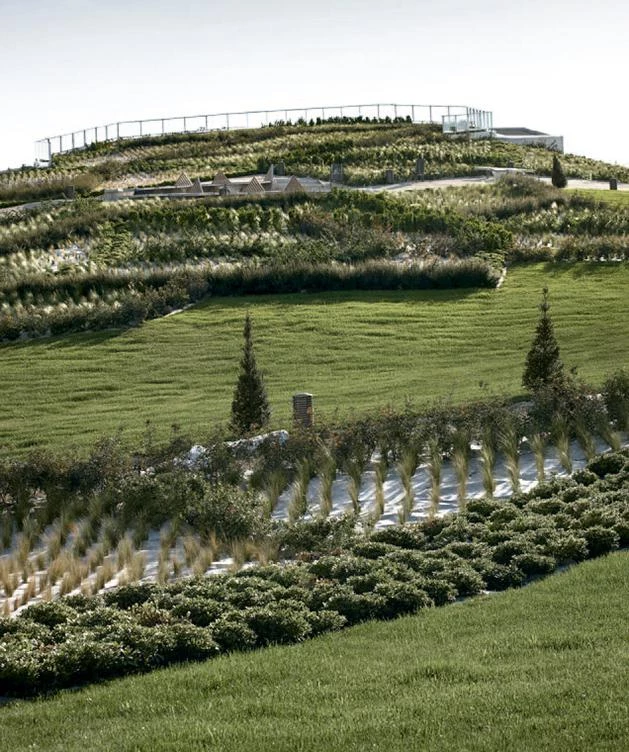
[522,287,564,391]
[551,155,567,189]
[231,313,270,434]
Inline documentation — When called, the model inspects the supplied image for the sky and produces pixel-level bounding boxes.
[1,0,628,171]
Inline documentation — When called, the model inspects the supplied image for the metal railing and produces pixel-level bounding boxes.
[35,103,493,163]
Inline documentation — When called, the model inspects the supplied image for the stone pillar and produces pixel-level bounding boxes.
[293,393,314,428]
[415,157,425,180]
[610,178,618,190]
[330,163,344,184]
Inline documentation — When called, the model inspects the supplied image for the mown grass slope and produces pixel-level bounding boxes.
[1,262,628,453]
[2,552,627,752]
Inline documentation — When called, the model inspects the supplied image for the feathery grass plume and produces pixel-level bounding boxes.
[132,521,149,549]
[192,545,215,577]
[345,458,364,516]
[100,515,122,552]
[183,534,201,568]
[480,429,496,499]
[427,439,442,518]
[373,452,388,525]
[37,571,48,593]
[499,421,521,493]
[157,549,171,585]
[172,557,183,579]
[48,551,73,586]
[530,432,547,483]
[128,551,147,582]
[574,418,596,461]
[264,468,288,518]
[596,414,622,452]
[397,445,419,524]
[252,538,279,566]
[451,428,471,512]
[288,459,311,524]
[0,561,17,598]
[552,415,572,473]
[58,510,74,545]
[35,552,46,571]
[87,542,106,573]
[16,533,32,571]
[2,598,10,617]
[25,575,36,601]
[160,522,179,553]
[72,519,91,558]
[116,534,135,571]
[229,539,247,573]
[41,583,52,602]
[46,522,62,561]
[318,451,336,520]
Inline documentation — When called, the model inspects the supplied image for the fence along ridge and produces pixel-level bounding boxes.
[35,103,493,163]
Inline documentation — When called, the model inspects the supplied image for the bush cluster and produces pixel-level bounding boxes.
[2,449,628,697]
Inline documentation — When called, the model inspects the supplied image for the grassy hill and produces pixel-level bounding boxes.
[2,120,629,203]
[2,551,626,752]
[1,262,628,453]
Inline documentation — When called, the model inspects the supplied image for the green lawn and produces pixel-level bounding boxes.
[2,552,627,752]
[568,188,629,205]
[1,263,629,453]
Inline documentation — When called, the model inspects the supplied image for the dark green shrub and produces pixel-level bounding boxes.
[184,482,266,541]
[476,560,527,590]
[103,583,158,610]
[545,534,588,564]
[19,601,75,628]
[583,526,620,557]
[245,602,312,646]
[587,452,626,479]
[170,597,223,626]
[309,555,374,582]
[512,553,556,576]
[211,614,257,652]
[372,581,433,618]
[602,369,629,430]
[370,526,425,550]
[351,540,399,559]
[306,609,347,636]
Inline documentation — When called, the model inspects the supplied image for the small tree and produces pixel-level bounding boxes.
[230,313,270,434]
[551,155,567,189]
[522,287,564,391]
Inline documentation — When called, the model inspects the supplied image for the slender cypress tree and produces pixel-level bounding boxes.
[231,312,270,434]
[522,287,564,391]
[551,155,567,189]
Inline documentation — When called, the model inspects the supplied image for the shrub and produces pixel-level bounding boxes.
[587,452,626,479]
[245,602,312,645]
[211,614,258,652]
[602,369,629,430]
[583,526,620,557]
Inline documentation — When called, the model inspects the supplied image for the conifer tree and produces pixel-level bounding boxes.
[551,154,567,188]
[231,313,270,434]
[522,287,564,391]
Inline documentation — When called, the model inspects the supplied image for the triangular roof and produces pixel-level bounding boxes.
[283,176,305,194]
[174,172,193,188]
[241,176,264,194]
[191,177,203,193]
[211,171,230,186]
[264,164,275,182]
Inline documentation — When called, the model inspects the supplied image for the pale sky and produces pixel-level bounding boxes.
[1,0,628,171]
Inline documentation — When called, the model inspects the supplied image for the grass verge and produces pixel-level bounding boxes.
[1,552,627,752]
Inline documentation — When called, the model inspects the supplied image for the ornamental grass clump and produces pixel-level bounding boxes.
[397,446,419,524]
[345,457,365,515]
[596,415,621,452]
[499,422,521,494]
[552,415,572,473]
[575,418,596,462]
[373,453,388,525]
[451,428,471,511]
[288,459,311,524]
[264,469,288,518]
[427,439,442,518]
[318,453,336,520]
[530,432,547,483]
[480,429,496,498]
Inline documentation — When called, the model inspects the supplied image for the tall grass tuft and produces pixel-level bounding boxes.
[530,432,546,483]
[116,534,135,571]
[0,514,13,552]
[192,545,215,577]
[183,535,201,569]
[318,451,336,520]
[451,429,471,512]
[427,439,442,518]
[127,551,147,583]
[288,459,310,524]
[574,418,596,461]
[373,452,388,526]
[264,469,288,518]
[345,458,364,516]
[500,422,521,493]
[397,446,418,524]
[481,429,496,498]
[552,415,572,473]
[596,414,622,452]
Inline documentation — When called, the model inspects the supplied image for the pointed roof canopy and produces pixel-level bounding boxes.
[174,172,193,188]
